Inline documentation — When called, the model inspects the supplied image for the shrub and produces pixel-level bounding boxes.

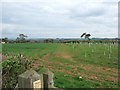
[2,54,32,88]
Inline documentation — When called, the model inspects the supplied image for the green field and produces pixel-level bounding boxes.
[0,44,2,53]
[2,43,119,88]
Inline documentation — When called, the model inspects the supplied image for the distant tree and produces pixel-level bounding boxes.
[2,37,8,43]
[16,37,20,43]
[16,34,28,43]
[44,39,54,43]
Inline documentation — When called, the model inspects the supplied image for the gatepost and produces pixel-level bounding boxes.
[18,69,43,90]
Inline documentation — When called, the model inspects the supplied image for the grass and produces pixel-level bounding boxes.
[2,43,58,59]
[2,43,119,88]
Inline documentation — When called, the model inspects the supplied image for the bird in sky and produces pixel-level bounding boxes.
[81,33,91,40]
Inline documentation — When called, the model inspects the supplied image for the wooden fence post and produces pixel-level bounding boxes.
[18,69,43,90]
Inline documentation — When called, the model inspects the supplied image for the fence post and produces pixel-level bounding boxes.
[43,70,54,90]
[18,69,43,90]
[15,69,63,90]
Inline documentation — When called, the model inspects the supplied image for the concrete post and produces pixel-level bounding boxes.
[18,69,43,90]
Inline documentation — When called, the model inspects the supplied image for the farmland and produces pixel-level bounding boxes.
[2,42,119,88]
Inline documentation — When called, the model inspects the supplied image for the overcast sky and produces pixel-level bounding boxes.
[1,0,119,39]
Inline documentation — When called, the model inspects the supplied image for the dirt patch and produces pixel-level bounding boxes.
[79,72,118,82]
[31,53,118,83]
[32,53,53,69]
[40,52,73,61]
[54,52,72,60]
[32,60,41,69]
[56,67,118,83]
[41,53,52,61]
[32,52,73,71]
[68,64,118,82]
[53,62,118,83]
[79,64,118,76]
[32,53,52,69]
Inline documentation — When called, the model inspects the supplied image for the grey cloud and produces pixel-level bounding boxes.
[70,7,105,18]
[2,0,118,38]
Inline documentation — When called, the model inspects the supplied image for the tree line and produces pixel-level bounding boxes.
[1,34,119,44]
